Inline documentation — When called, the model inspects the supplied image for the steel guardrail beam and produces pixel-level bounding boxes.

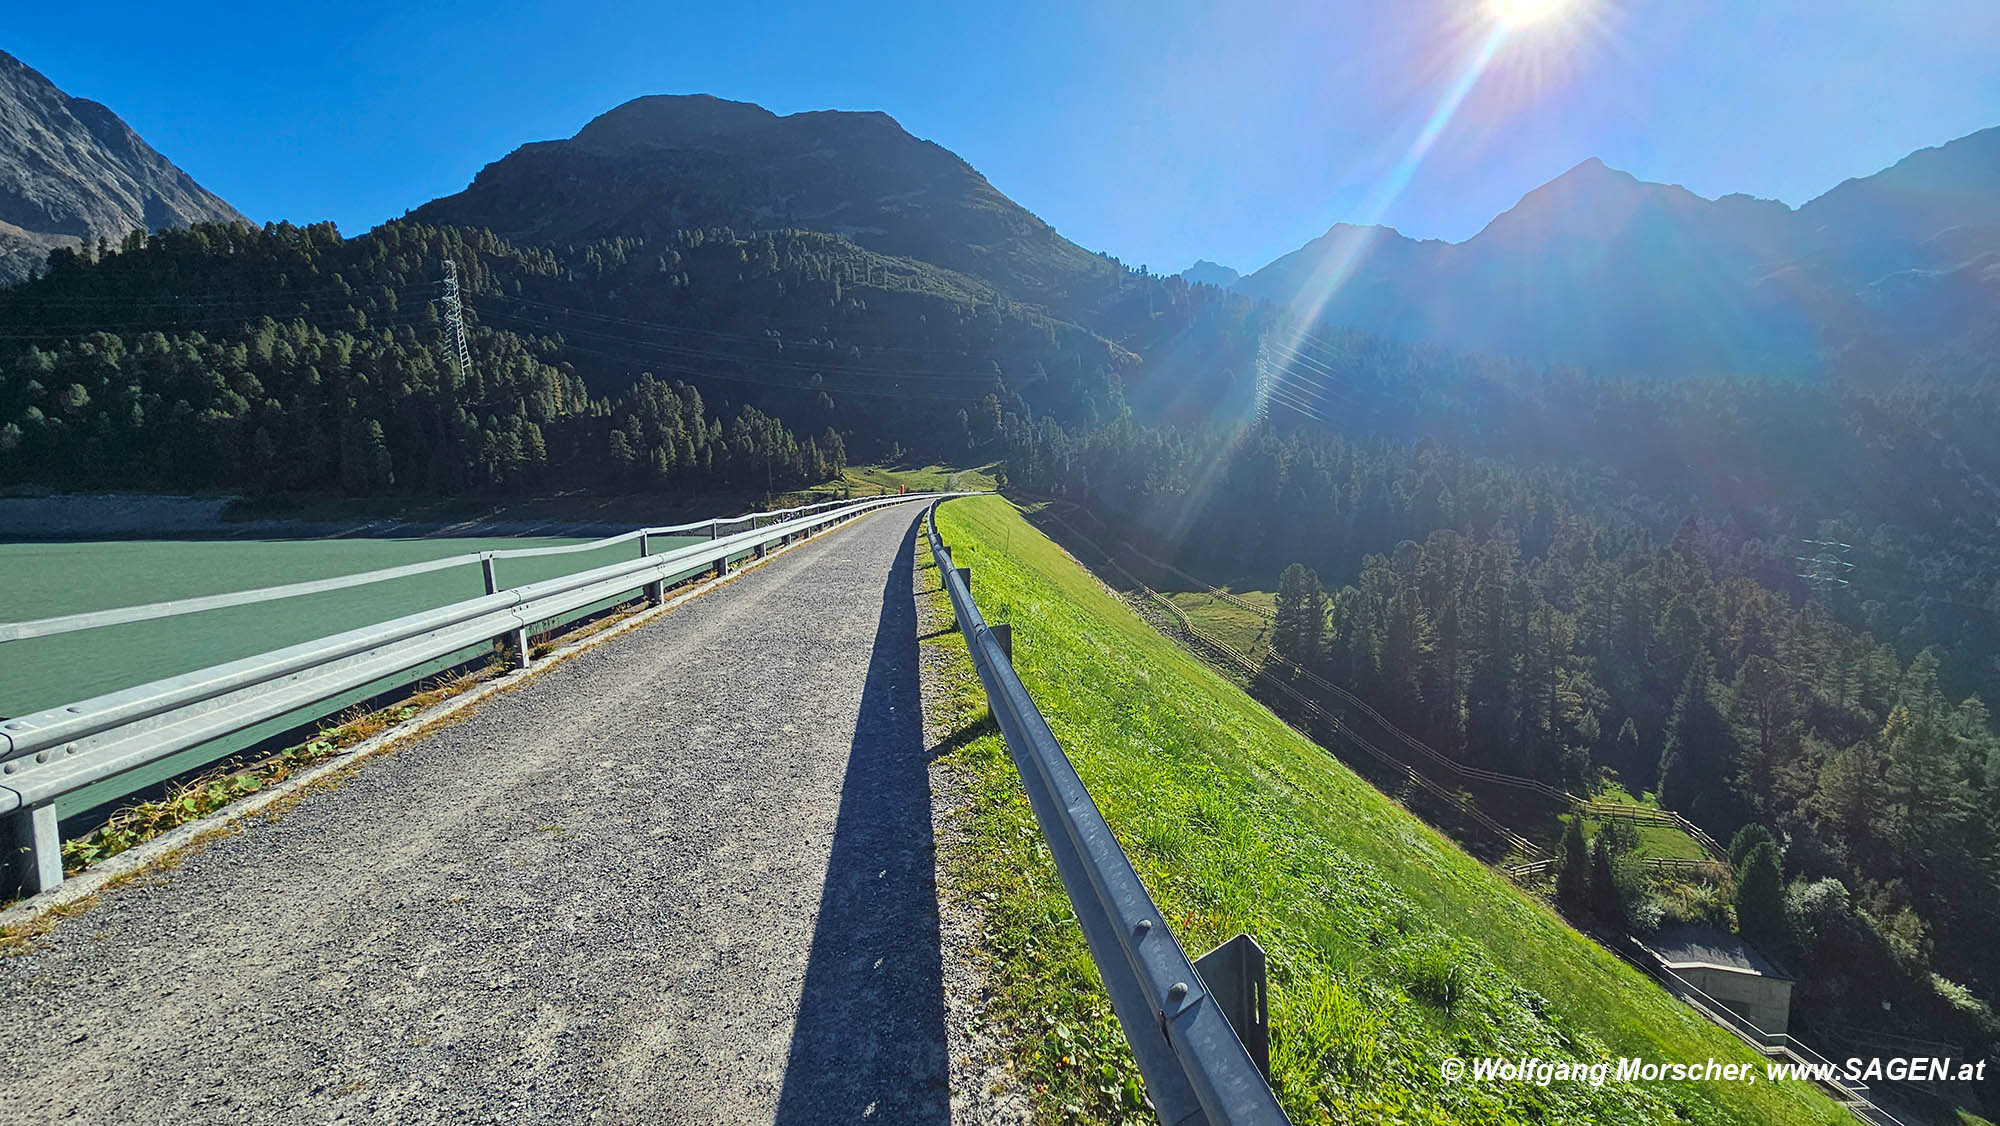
[0,496,878,644]
[2,492,966,894]
[923,499,1289,1126]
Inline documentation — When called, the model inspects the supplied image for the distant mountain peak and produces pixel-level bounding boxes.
[411,92,1100,304]
[567,95,928,162]
[1236,124,2000,375]
[1560,155,1614,178]
[0,48,244,286]
[1178,259,1240,287]
[571,94,781,153]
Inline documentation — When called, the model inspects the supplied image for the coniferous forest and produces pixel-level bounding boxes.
[4,213,1997,1090]
[1003,391,2000,1067]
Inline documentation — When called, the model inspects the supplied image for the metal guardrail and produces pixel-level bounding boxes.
[0,495,880,644]
[1,492,954,894]
[924,500,1290,1126]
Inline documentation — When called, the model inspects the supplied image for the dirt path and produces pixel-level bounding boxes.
[0,505,969,1125]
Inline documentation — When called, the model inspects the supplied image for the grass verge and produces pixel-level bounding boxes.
[929,496,1845,1125]
[57,666,502,875]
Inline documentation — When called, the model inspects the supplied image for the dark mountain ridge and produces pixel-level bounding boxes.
[411,94,1111,310]
[1177,259,1240,288]
[1237,127,2000,377]
[0,48,244,287]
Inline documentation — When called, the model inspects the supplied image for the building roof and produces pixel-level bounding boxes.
[1643,924,1792,981]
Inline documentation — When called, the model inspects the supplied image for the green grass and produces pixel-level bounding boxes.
[843,460,999,496]
[1595,782,1660,808]
[927,497,1844,1125]
[1166,589,1276,661]
[1629,822,1710,862]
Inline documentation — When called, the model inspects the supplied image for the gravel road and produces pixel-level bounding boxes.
[0,505,971,1125]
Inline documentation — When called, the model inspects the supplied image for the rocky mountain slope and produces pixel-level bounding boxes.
[1236,127,2000,377]
[0,49,245,287]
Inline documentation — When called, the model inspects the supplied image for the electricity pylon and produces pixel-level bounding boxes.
[1254,337,1272,425]
[441,259,473,380]
[1796,538,1854,600]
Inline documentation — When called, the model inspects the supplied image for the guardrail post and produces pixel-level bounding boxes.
[713,554,729,578]
[509,626,531,669]
[481,554,499,595]
[1195,933,1272,1081]
[645,577,665,605]
[12,802,62,895]
[990,623,1013,662]
[640,531,652,558]
[955,565,971,593]
[710,520,720,540]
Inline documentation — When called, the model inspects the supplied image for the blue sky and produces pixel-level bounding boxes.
[8,1,1996,275]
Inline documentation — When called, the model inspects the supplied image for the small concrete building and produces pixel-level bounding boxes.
[1643,924,1793,1034]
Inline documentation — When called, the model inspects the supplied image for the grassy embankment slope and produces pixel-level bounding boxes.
[844,460,999,496]
[924,496,1842,1124]
[1128,548,1708,864]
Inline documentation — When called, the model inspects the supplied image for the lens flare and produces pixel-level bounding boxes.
[1258,0,1615,395]
[1489,0,1573,28]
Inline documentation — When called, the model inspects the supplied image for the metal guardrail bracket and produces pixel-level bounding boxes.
[1195,934,1271,1081]
[12,803,60,895]
[990,623,1013,662]
[954,565,971,592]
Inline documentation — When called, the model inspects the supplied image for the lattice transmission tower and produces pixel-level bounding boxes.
[1796,538,1854,600]
[1254,336,1273,425]
[440,259,474,380]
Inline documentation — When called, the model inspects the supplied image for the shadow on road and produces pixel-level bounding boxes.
[774,516,950,1124]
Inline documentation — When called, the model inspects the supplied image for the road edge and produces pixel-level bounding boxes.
[0,505,902,934]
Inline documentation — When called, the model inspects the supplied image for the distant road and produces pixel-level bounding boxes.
[0,506,958,1124]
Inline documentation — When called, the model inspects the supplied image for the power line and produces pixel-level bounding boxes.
[471,296,1011,381]
[1263,382,1332,424]
[1266,359,1349,407]
[0,308,437,341]
[1265,341,1363,411]
[473,291,999,358]
[499,332,994,405]
[473,305,1004,386]
[0,282,436,308]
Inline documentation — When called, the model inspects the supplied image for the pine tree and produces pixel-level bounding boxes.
[1272,562,1327,666]
[1734,841,1788,957]
[1728,823,1778,872]
[1658,652,1732,821]
[1588,832,1622,924]
[1556,819,1589,911]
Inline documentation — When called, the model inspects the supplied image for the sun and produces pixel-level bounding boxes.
[1488,0,1573,28]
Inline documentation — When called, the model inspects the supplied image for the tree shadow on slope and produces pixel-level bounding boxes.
[774,517,950,1125]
